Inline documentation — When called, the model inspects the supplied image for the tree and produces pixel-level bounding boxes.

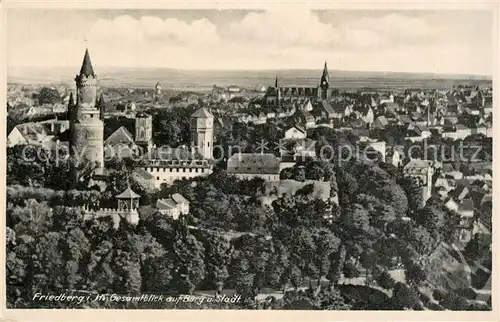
[343,262,360,278]
[359,249,377,279]
[230,257,256,300]
[168,223,206,294]
[196,230,231,292]
[375,270,395,289]
[312,229,341,285]
[391,282,419,309]
[416,206,445,236]
[38,87,61,105]
[405,261,427,286]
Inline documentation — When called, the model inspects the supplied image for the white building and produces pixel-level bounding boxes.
[227,153,281,181]
[284,125,307,140]
[156,193,190,219]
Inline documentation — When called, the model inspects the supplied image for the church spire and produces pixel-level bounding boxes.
[321,61,330,86]
[275,76,279,88]
[79,48,95,77]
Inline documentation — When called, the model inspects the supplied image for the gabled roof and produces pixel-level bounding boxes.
[321,100,335,115]
[156,198,177,210]
[404,159,433,169]
[116,187,140,199]
[105,126,135,146]
[398,115,412,124]
[12,123,48,141]
[171,193,189,205]
[286,125,306,134]
[350,118,366,129]
[375,116,389,126]
[441,163,456,173]
[458,198,475,213]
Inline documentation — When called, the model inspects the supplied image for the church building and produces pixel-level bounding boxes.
[265,61,336,105]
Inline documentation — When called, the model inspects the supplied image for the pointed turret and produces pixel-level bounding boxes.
[67,92,75,120]
[320,61,329,88]
[97,92,105,120]
[79,48,95,77]
[274,76,279,88]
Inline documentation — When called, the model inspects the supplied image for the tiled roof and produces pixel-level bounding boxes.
[104,126,135,146]
[116,187,140,199]
[171,193,189,205]
[191,107,213,118]
[227,153,280,175]
[157,198,177,210]
[321,100,335,115]
[404,159,433,169]
[458,199,475,213]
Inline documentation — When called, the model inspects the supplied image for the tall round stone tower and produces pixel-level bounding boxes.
[69,48,104,183]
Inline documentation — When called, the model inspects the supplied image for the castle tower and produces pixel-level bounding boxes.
[135,112,153,151]
[69,48,104,183]
[190,107,214,160]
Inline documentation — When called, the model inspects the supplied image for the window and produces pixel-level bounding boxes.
[169,168,172,172]
[189,168,192,173]
[208,141,210,147]
[195,168,198,173]
[156,177,159,180]
[183,168,186,172]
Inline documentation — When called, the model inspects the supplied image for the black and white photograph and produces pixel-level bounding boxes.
[3,2,496,316]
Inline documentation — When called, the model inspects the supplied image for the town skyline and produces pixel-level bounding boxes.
[8,8,494,76]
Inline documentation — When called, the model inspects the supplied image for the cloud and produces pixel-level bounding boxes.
[7,9,493,75]
[89,15,220,47]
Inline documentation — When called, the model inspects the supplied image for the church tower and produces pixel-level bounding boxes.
[319,61,330,100]
[190,107,214,160]
[154,81,162,102]
[135,112,153,151]
[69,48,104,183]
[275,76,281,106]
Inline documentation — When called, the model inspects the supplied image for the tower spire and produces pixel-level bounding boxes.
[322,61,329,83]
[79,48,95,77]
[275,76,279,88]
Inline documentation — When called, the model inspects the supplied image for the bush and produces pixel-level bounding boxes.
[392,282,419,309]
[376,270,396,289]
[432,288,447,302]
[343,262,360,278]
[38,87,61,105]
[419,293,431,304]
[440,291,469,310]
[455,287,477,300]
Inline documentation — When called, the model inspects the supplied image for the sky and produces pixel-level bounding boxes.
[7,8,494,75]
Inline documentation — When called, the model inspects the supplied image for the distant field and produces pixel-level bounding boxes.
[8,67,492,93]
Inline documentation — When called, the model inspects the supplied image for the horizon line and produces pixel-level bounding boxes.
[8,65,493,79]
